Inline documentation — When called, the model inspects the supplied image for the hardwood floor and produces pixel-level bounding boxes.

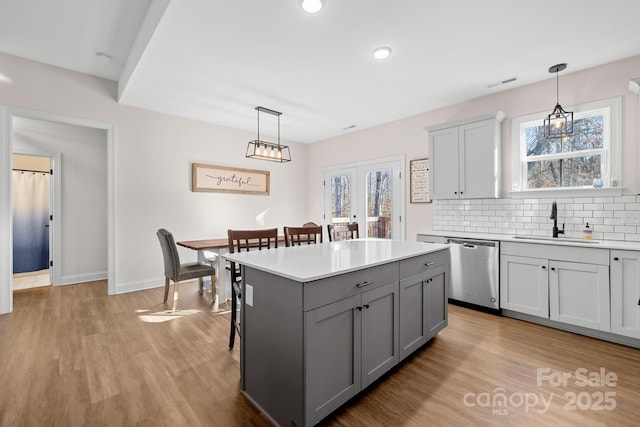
[1,281,638,426]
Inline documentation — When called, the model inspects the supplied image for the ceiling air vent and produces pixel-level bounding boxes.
[487,76,517,89]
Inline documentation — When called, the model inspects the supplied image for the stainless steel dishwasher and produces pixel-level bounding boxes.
[446,237,499,310]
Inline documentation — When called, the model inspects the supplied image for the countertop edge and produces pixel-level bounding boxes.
[223,241,449,282]
[417,231,640,251]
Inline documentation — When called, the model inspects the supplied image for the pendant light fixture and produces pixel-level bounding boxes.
[544,63,573,139]
[246,106,291,163]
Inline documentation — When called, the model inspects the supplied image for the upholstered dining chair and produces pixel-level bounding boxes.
[156,228,216,311]
[284,225,323,246]
[327,223,359,242]
[227,228,278,349]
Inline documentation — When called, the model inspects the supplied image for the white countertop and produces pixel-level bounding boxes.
[222,238,448,282]
[417,231,640,251]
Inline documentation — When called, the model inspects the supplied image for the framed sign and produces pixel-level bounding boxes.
[192,163,270,195]
[410,158,431,203]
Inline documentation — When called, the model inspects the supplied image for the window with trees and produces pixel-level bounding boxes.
[511,97,621,192]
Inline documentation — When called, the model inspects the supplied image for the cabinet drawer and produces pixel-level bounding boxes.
[501,242,609,265]
[304,263,398,311]
[399,250,450,280]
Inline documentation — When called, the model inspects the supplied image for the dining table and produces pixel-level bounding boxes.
[176,235,288,311]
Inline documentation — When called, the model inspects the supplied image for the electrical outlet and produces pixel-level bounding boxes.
[622,211,640,224]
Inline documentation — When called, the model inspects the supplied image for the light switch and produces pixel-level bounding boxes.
[245,284,254,307]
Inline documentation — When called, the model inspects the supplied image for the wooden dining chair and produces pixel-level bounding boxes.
[227,228,278,349]
[327,223,359,242]
[156,228,216,311]
[284,225,323,247]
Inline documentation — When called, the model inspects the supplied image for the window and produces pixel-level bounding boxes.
[511,97,621,193]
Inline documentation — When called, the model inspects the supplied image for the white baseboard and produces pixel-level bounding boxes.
[56,271,108,286]
[116,277,164,294]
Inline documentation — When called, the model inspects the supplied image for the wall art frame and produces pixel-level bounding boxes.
[410,158,431,203]
[192,163,270,195]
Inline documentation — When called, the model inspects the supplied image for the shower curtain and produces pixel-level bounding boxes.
[12,170,50,274]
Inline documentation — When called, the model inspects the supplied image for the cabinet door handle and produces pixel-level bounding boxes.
[364,304,370,309]
[356,281,373,288]
[551,267,556,271]
[424,261,435,268]
[541,266,546,269]
[454,191,458,195]
[613,257,619,261]
[637,299,640,306]
[356,306,362,311]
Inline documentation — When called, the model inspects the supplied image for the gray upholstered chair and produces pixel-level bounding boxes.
[157,228,216,311]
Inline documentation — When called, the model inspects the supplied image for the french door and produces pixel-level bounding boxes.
[323,157,404,240]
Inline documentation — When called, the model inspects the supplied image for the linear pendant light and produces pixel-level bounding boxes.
[544,63,573,139]
[246,106,291,163]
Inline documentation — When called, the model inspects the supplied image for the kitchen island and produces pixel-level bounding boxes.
[224,238,450,427]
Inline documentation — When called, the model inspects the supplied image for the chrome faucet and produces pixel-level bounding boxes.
[550,201,565,238]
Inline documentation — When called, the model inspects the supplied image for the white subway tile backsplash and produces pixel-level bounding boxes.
[574,197,593,204]
[604,233,625,240]
[615,225,637,233]
[433,196,640,242]
[584,204,603,211]
[615,196,636,203]
[593,197,614,203]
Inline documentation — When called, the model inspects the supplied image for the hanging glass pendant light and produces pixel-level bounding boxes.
[544,63,573,139]
[246,106,291,163]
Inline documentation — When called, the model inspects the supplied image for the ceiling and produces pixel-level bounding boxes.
[2,0,640,144]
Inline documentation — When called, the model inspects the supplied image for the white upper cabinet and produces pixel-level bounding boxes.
[427,112,504,199]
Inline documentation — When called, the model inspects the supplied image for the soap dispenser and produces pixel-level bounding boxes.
[583,223,593,240]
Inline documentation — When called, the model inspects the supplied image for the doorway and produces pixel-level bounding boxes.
[12,154,52,290]
[0,106,116,315]
[323,156,405,240]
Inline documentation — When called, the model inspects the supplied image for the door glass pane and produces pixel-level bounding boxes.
[366,168,392,238]
[330,174,351,224]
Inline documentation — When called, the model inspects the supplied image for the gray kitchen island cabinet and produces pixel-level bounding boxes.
[399,249,449,360]
[224,239,449,427]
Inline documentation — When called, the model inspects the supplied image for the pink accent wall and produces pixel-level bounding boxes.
[307,55,640,238]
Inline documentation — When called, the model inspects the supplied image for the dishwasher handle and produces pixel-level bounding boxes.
[446,238,497,248]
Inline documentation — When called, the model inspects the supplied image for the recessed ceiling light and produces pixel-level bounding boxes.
[372,46,392,60]
[300,0,324,13]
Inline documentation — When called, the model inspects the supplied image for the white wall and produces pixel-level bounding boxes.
[0,52,309,301]
[307,55,640,238]
[13,117,108,283]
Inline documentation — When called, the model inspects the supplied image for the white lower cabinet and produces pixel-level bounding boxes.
[500,242,610,333]
[500,255,549,318]
[549,260,610,331]
[611,250,640,338]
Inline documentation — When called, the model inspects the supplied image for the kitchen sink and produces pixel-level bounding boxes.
[511,236,600,244]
